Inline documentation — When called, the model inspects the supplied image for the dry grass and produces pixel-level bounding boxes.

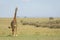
[0,18,60,40]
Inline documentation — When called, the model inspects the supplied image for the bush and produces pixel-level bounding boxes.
[49,17,54,20]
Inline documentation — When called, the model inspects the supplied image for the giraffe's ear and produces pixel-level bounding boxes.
[8,26,11,29]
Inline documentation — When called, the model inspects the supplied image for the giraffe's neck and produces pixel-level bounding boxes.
[13,7,18,21]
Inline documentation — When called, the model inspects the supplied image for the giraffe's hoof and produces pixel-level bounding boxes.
[13,35,15,36]
[16,34,18,36]
[13,34,18,36]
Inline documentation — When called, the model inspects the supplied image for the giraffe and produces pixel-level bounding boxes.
[9,7,18,36]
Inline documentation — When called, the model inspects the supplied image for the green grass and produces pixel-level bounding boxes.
[0,34,60,40]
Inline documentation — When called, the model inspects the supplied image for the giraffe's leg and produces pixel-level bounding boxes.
[12,28,14,36]
[14,27,18,36]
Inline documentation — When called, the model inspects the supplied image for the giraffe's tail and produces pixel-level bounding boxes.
[8,26,11,29]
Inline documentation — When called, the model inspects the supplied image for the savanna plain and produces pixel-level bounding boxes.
[0,18,60,40]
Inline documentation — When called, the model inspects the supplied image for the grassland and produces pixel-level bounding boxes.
[0,18,60,40]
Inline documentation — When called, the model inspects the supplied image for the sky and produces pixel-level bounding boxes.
[0,0,60,18]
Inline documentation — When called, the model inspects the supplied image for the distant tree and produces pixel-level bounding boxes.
[17,16,20,18]
[49,17,54,20]
[48,17,54,28]
[24,16,27,18]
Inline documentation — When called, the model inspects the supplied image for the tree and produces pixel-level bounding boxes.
[49,17,54,20]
